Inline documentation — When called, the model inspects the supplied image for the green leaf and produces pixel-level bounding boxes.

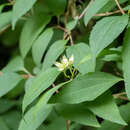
[56,104,100,127]
[36,80,71,107]
[90,15,128,59]
[22,67,60,113]
[0,3,11,13]
[98,0,128,15]
[0,117,9,130]
[2,56,24,72]
[12,0,37,29]
[50,72,122,104]
[44,0,66,16]
[19,104,53,130]
[66,43,94,74]
[84,0,110,26]
[0,72,22,97]
[32,28,54,66]
[41,117,66,130]
[0,11,12,31]
[96,103,130,130]
[42,40,67,70]
[66,18,78,31]
[86,92,126,125]
[0,99,16,114]
[122,27,130,99]
[2,111,21,130]
[20,14,51,58]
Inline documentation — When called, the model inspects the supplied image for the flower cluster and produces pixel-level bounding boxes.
[54,55,74,71]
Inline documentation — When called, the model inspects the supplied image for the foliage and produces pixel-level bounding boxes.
[0,0,130,130]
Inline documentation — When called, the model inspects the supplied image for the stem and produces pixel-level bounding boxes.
[114,0,125,14]
[69,66,74,79]
[78,0,94,19]
[94,10,121,17]
[66,120,70,130]
[64,70,70,79]
[0,24,11,35]
[52,83,59,93]
[69,35,74,46]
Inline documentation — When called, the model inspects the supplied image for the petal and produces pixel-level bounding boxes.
[54,62,62,68]
[69,54,74,64]
[61,55,69,65]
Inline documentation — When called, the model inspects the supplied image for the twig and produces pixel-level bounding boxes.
[78,0,94,19]
[94,10,121,17]
[63,33,68,40]
[66,120,70,130]
[114,0,125,14]
[0,24,11,35]
[120,126,126,130]
[52,83,59,93]
[56,25,74,46]
[57,25,68,33]
[118,96,129,101]
[113,92,129,101]
[69,35,74,46]
[113,92,126,97]
[8,0,14,4]
[0,70,34,79]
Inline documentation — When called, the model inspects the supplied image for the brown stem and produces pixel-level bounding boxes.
[69,35,74,46]
[8,0,13,4]
[52,83,59,93]
[113,92,126,97]
[114,0,125,14]
[94,10,121,17]
[0,24,11,35]
[56,25,74,46]
[118,96,129,101]
[78,0,94,19]
[113,92,129,101]
[66,120,70,130]
[57,25,68,33]
[0,71,34,79]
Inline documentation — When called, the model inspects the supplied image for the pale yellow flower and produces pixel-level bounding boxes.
[69,54,74,65]
[54,54,74,71]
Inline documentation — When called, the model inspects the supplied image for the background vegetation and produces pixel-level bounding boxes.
[0,0,130,130]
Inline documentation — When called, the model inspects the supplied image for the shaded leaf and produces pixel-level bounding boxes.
[20,14,51,58]
[42,40,67,70]
[0,72,22,97]
[56,103,100,127]
[90,15,128,59]
[22,67,60,112]
[44,0,66,16]
[19,104,53,130]
[86,92,126,125]
[0,11,12,31]
[50,72,122,104]
[84,0,110,26]
[122,27,130,99]
[0,117,9,130]
[2,56,24,72]
[12,0,37,28]
[66,43,94,74]
[32,28,54,66]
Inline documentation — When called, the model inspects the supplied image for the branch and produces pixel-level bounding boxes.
[66,120,70,130]
[0,24,11,35]
[69,35,74,46]
[94,10,121,17]
[114,0,125,14]
[0,71,34,79]
[78,0,94,19]
[113,92,129,101]
[52,83,59,93]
